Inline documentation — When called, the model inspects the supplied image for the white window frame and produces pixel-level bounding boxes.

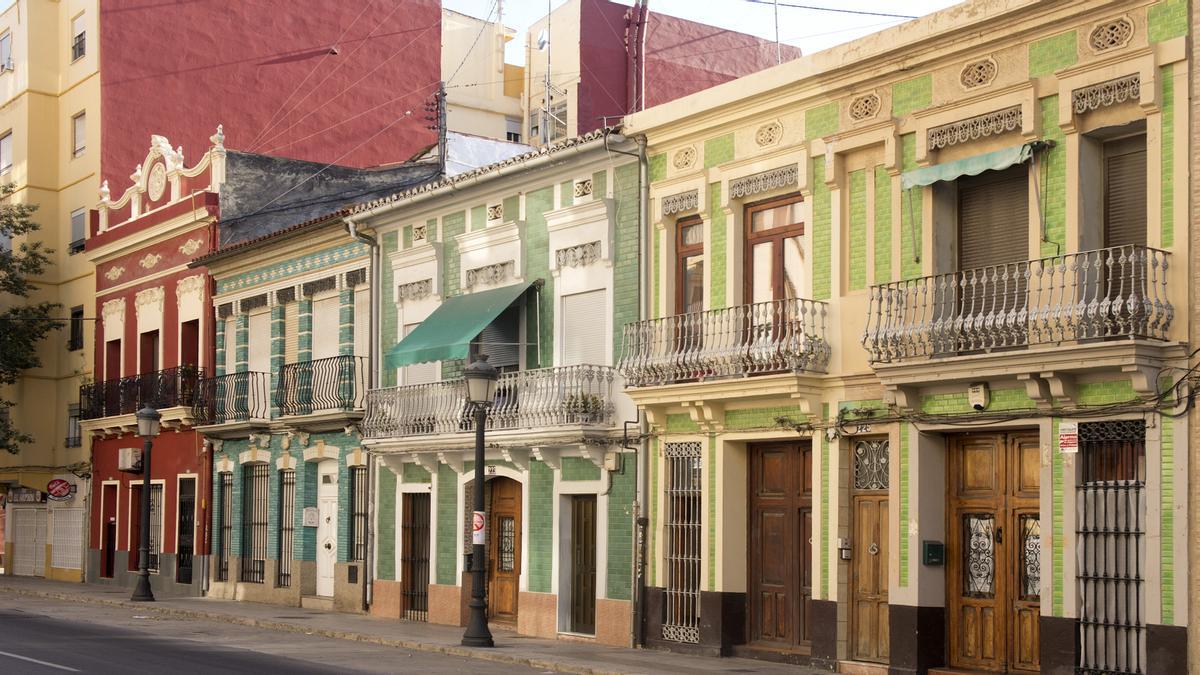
[71,111,86,158]
[70,12,86,61]
[0,131,12,174]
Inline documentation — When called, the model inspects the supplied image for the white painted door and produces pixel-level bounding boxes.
[12,508,46,577]
[316,461,338,597]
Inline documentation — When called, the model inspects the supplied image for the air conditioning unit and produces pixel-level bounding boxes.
[118,447,143,473]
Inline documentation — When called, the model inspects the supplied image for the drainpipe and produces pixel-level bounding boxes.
[346,217,379,611]
[606,129,650,647]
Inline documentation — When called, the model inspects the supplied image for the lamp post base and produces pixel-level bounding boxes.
[130,574,155,602]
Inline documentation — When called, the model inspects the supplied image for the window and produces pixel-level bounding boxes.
[745,194,806,303]
[662,442,703,643]
[470,304,520,372]
[561,289,607,366]
[65,403,81,447]
[69,209,85,254]
[956,165,1028,272]
[148,484,163,573]
[216,472,233,581]
[402,323,439,384]
[1102,134,1147,248]
[0,131,12,174]
[67,305,84,351]
[70,13,86,61]
[505,117,521,143]
[179,319,199,367]
[0,33,11,72]
[549,101,568,141]
[675,216,704,315]
[139,330,159,374]
[350,466,367,562]
[72,111,86,158]
[277,469,296,587]
[240,463,268,583]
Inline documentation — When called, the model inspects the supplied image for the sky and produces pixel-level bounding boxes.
[442,0,965,65]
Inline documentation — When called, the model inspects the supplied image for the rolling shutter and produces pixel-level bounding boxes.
[223,317,237,374]
[474,304,520,368]
[311,294,339,360]
[402,323,439,385]
[354,287,369,357]
[1103,136,1147,248]
[284,302,298,364]
[957,164,1029,271]
[561,289,608,366]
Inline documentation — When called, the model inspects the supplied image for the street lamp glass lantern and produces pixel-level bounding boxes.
[136,406,161,438]
[464,354,498,405]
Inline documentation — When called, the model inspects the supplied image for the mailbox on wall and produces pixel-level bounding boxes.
[922,540,945,566]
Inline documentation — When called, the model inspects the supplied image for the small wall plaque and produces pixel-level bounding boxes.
[303,507,319,527]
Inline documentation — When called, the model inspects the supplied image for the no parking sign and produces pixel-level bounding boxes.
[472,511,486,545]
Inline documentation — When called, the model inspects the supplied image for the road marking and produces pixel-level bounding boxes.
[0,650,80,672]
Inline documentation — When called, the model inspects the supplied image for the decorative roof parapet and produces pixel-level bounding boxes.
[661,189,699,216]
[1072,74,1140,115]
[729,164,799,200]
[927,106,1021,151]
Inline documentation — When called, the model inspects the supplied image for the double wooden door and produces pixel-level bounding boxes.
[748,442,812,649]
[487,477,522,623]
[948,432,1041,672]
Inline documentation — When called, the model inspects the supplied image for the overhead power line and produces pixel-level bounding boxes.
[744,0,916,19]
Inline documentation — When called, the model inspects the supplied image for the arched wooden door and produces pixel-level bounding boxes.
[487,477,522,623]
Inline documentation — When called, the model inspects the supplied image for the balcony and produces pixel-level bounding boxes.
[862,245,1173,366]
[362,364,618,440]
[193,371,271,427]
[276,355,367,420]
[78,366,204,429]
[617,298,830,388]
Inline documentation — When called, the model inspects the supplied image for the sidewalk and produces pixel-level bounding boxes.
[0,576,825,674]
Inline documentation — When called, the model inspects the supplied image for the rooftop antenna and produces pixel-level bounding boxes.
[774,0,781,64]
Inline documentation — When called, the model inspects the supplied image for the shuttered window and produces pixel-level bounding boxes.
[473,304,520,369]
[561,289,607,366]
[284,302,298,364]
[402,323,439,384]
[957,164,1029,271]
[354,286,369,357]
[311,294,339,361]
[223,317,237,374]
[1103,135,1147,248]
[248,310,270,373]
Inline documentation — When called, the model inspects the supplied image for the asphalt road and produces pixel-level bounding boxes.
[0,594,544,674]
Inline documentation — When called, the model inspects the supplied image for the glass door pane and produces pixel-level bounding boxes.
[751,242,774,304]
[783,236,806,299]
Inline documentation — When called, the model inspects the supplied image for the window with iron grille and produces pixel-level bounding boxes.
[662,442,702,644]
[65,403,80,447]
[72,111,86,158]
[70,13,85,61]
[240,464,269,583]
[277,469,296,587]
[67,305,84,351]
[1076,420,1146,675]
[350,466,368,562]
[148,484,163,573]
[217,473,232,581]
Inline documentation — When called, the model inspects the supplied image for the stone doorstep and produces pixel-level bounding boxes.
[0,585,624,675]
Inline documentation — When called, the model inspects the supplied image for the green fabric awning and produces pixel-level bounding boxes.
[900,142,1037,190]
[383,281,534,369]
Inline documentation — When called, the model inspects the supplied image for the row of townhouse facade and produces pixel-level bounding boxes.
[65,0,1197,673]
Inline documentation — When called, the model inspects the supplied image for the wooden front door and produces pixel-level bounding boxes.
[748,441,812,649]
[948,432,1041,672]
[400,493,431,621]
[487,477,521,623]
[850,438,890,663]
[570,495,597,634]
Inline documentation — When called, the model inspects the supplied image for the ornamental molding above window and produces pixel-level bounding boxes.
[102,297,126,325]
[1072,74,1140,114]
[1088,16,1134,53]
[555,241,601,269]
[175,274,206,301]
[848,93,882,122]
[673,146,696,170]
[661,189,699,216]
[729,164,799,200]
[134,286,165,320]
[959,58,998,90]
[465,261,514,290]
[927,106,1021,151]
[396,278,432,302]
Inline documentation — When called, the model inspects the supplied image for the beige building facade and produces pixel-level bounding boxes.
[442,8,524,143]
[0,0,99,582]
[621,1,1190,673]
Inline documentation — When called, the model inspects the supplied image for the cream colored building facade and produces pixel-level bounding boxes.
[0,0,99,582]
[442,8,523,143]
[621,1,1190,673]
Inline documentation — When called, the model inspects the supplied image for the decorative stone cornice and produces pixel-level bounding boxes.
[661,189,698,216]
[927,106,1021,151]
[134,286,165,320]
[729,164,799,200]
[1072,74,1139,115]
[396,278,432,301]
[465,261,513,290]
[555,241,601,269]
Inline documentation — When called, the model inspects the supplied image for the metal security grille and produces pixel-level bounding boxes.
[217,473,232,581]
[350,466,368,562]
[277,470,296,587]
[401,492,431,621]
[148,484,163,573]
[853,439,890,490]
[240,464,269,583]
[1076,420,1146,675]
[662,442,703,644]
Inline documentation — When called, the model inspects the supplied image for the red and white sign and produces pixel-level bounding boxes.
[472,511,486,545]
[46,479,74,502]
[1059,421,1078,454]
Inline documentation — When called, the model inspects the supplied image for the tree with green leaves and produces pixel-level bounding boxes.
[0,184,60,454]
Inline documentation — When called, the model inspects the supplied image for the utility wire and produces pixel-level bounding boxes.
[447,0,498,85]
[744,0,916,19]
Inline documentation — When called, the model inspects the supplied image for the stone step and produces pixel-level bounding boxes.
[300,595,334,611]
[837,661,888,675]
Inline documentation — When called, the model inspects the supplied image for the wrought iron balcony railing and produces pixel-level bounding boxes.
[862,245,1173,363]
[194,371,271,425]
[617,297,830,387]
[276,355,367,417]
[362,364,617,439]
[79,366,205,420]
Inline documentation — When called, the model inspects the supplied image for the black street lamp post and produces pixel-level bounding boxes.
[461,355,498,648]
[131,406,161,602]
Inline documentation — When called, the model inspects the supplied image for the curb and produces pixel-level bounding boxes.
[0,586,629,675]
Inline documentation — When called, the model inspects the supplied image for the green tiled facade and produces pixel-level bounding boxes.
[1160,64,1174,247]
[665,413,699,433]
[891,75,931,117]
[898,423,910,587]
[561,456,600,481]
[380,230,399,387]
[703,133,734,168]
[819,402,830,598]
[1028,31,1077,78]
[1161,416,1174,623]
[648,153,666,183]
[605,458,636,601]
[707,435,716,592]
[1038,96,1067,257]
[804,101,838,140]
[873,165,892,284]
[527,460,554,593]
[1148,0,1187,43]
[899,134,922,280]
[708,182,727,308]
[611,163,640,359]
[811,159,832,300]
[1050,417,1063,616]
[435,464,458,585]
[377,469,397,581]
[847,169,867,291]
[724,405,805,430]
